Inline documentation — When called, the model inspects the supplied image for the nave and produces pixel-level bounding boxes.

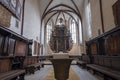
[25,65,101,80]
[0,0,120,80]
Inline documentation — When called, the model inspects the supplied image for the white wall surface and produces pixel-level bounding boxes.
[90,0,102,38]
[102,0,117,32]
[86,0,117,39]
[23,0,41,55]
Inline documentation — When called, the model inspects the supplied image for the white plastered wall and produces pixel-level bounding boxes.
[23,0,41,56]
[90,0,117,38]
[81,0,118,54]
[102,0,117,32]
[90,0,102,38]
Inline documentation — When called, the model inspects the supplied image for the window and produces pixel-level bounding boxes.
[70,20,77,43]
[46,22,52,43]
[79,20,82,43]
[86,1,92,38]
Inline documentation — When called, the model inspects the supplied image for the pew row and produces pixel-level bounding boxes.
[0,57,25,80]
[77,55,91,68]
[86,55,120,80]
[0,70,25,80]
[23,56,43,74]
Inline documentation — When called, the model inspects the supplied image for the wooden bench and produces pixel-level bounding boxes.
[77,60,86,68]
[23,56,44,74]
[0,70,25,80]
[87,64,120,80]
[25,62,42,74]
[77,55,90,68]
[0,57,26,80]
[86,55,120,80]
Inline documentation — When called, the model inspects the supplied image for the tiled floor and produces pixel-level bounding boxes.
[25,65,102,80]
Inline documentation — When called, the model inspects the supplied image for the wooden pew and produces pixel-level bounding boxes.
[77,55,91,68]
[86,55,120,80]
[0,70,25,80]
[24,56,43,74]
[0,57,25,80]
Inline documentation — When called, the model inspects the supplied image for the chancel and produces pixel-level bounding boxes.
[0,0,120,80]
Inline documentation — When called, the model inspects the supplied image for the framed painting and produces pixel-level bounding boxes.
[0,0,10,7]
[0,0,21,20]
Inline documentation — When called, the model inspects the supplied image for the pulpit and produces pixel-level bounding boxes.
[50,54,73,80]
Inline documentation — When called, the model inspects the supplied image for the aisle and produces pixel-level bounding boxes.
[25,65,52,80]
[25,65,100,80]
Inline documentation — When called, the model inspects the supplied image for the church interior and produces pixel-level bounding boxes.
[0,0,120,80]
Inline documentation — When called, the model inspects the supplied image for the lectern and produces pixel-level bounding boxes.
[50,54,73,80]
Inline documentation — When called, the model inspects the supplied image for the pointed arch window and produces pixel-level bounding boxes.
[70,20,76,43]
[46,22,52,43]
[79,20,82,43]
[86,1,92,38]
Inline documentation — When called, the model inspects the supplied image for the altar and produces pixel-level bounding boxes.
[49,18,73,53]
[50,54,73,80]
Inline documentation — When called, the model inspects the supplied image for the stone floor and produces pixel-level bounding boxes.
[25,65,103,80]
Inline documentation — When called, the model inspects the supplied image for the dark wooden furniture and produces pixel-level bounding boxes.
[85,26,120,80]
[0,26,32,78]
[86,26,120,56]
[0,70,25,80]
[0,25,31,56]
[23,56,43,74]
[50,59,73,80]
[86,55,120,80]
[77,55,91,68]
[25,63,41,74]
[49,25,73,53]
[0,57,25,80]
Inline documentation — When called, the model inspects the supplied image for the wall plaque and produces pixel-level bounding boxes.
[0,4,11,27]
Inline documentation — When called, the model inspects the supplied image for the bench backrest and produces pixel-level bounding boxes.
[0,58,11,74]
[82,55,90,63]
[23,56,38,67]
[98,55,104,66]
[93,55,99,64]
[93,55,120,71]
[103,56,112,68]
[111,56,120,71]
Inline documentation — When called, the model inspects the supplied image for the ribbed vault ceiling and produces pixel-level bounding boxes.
[39,0,84,26]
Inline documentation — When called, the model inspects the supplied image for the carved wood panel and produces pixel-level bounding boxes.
[0,34,4,56]
[90,43,97,55]
[14,40,27,56]
[106,35,120,56]
[50,25,73,53]
[7,38,15,56]
[0,59,11,73]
